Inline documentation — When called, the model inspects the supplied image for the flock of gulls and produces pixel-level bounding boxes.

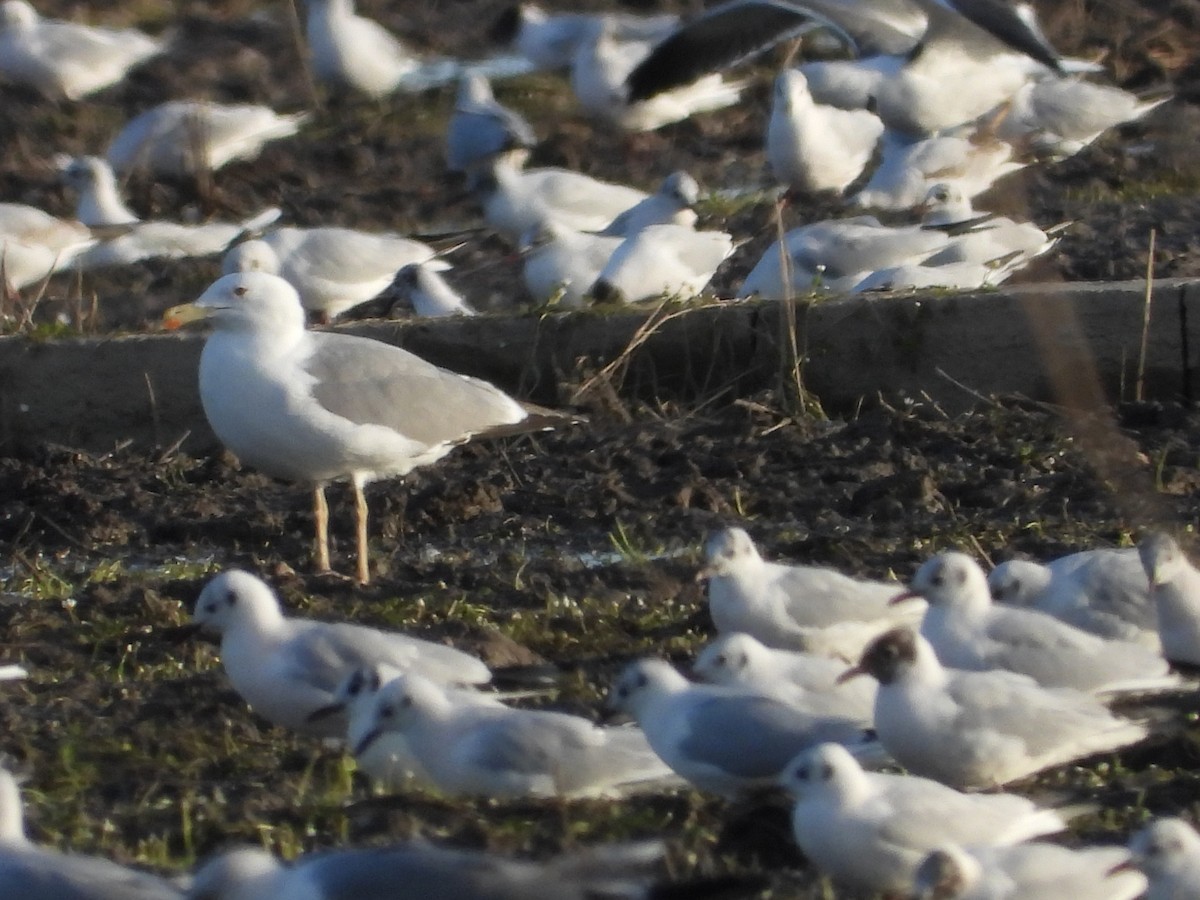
[0,0,1197,898]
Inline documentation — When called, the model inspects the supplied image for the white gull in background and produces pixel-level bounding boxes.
[697,527,922,650]
[1139,532,1200,666]
[849,258,1022,293]
[605,658,877,797]
[0,664,25,680]
[693,632,876,724]
[784,742,1066,895]
[1119,818,1200,899]
[354,672,678,799]
[850,131,1025,212]
[570,21,743,132]
[896,551,1179,693]
[994,77,1171,160]
[519,221,621,308]
[304,0,420,97]
[489,2,677,72]
[766,68,883,194]
[798,55,904,110]
[446,74,536,184]
[737,214,951,298]
[188,570,490,737]
[989,545,1158,645]
[590,223,734,304]
[221,226,444,320]
[841,626,1149,789]
[598,171,699,237]
[478,150,649,244]
[0,767,183,899]
[386,262,477,317]
[913,841,1147,900]
[58,156,280,268]
[185,840,716,900]
[0,0,163,100]
[106,100,308,179]
[0,202,95,290]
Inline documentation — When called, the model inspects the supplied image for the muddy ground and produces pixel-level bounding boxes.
[3,0,1200,897]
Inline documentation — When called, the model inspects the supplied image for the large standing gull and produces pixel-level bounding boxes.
[166,271,564,583]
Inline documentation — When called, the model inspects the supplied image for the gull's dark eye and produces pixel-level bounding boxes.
[735,653,748,668]
[348,671,364,695]
[713,654,727,667]
[233,286,247,297]
[399,695,413,709]
[794,765,809,781]
[635,673,648,689]
[204,603,217,615]
[367,670,381,691]
[225,591,237,607]
[379,704,394,719]
[821,764,834,781]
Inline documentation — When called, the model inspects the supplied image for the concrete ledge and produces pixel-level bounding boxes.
[0,278,1195,454]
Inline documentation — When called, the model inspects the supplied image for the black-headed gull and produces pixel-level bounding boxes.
[693,632,876,723]
[918,182,1064,269]
[304,0,420,97]
[697,527,921,650]
[386,263,477,318]
[519,221,621,308]
[989,545,1157,645]
[106,100,308,179]
[0,0,163,100]
[841,626,1148,788]
[189,570,491,736]
[590,224,734,304]
[914,841,1147,899]
[166,273,555,582]
[784,742,1066,894]
[605,658,877,797]
[1118,818,1200,899]
[446,74,536,184]
[766,68,883,194]
[0,202,95,290]
[598,171,699,237]
[1139,532,1200,667]
[489,2,677,72]
[898,551,1179,693]
[353,672,678,799]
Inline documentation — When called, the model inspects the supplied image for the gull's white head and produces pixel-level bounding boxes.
[986,559,1050,606]
[692,633,764,684]
[188,847,285,900]
[1138,532,1188,588]
[192,570,285,638]
[222,240,282,278]
[605,658,686,722]
[167,272,306,334]
[660,171,700,209]
[781,742,868,802]
[919,182,973,227]
[775,69,812,111]
[0,1,37,31]
[1125,818,1200,882]
[457,73,494,106]
[905,553,991,614]
[352,673,447,757]
[913,844,981,900]
[698,527,762,579]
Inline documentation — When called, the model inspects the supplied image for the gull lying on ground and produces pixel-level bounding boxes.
[590,223,734,304]
[489,2,677,71]
[784,742,1067,895]
[188,570,490,737]
[1139,532,1200,666]
[598,171,699,237]
[0,0,164,100]
[0,767,183,899]
[478,150,649,244]
[918,182,1063,268]
[605,658,878,797]
[106,100,308,179]
[58,156,280,268]
[989,546,1157,645]
[519,221,621,308]
[1118,818,1200,899]
[166,273,565,582]
[446,74,536,184]
[841,626,1149,789]
[0,202,95,290]
[697,527,921,650]
[0,664,26,681]
[353,672,678,798]
[693,632,876,724]
[896,551,1180,693]
[766,68,883,194]
[386,262,477,317]
[221,226,444,320]
[914,842,1146,900]
[570,21,743,132]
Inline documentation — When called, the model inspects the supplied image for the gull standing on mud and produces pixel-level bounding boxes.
[784,742,1067,895]
[0,767,183,899]
[189,570,490,737]
[841,626,1149,789]
[167,272,557,582]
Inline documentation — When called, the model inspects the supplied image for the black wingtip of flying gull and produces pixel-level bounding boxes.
[625,1,854,102]
[943,0,1063,73]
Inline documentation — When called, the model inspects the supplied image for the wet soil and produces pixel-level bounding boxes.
[4,0,1200,896]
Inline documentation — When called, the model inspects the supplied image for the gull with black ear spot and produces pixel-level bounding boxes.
[784,742,1066,895]
[189,570,491,738]
[1115,817,1200,898]
[894,551,1180,694]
